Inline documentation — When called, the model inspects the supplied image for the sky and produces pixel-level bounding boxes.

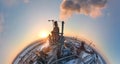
[0,0,120,64]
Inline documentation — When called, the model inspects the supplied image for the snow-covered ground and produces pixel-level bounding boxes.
[13,37,107,64]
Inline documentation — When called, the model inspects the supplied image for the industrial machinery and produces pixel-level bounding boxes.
[13,20,107,64]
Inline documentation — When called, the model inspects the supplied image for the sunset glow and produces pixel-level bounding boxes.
[39,31,49,38]
[0,0,120,64]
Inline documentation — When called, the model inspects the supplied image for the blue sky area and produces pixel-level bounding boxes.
[0,0,120,64]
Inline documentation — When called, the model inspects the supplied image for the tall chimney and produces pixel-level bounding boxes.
[61,21,64,36]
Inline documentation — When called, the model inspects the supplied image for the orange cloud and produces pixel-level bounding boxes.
[60,0,107,20]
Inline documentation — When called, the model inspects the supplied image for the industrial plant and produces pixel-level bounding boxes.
[13,20,107,64]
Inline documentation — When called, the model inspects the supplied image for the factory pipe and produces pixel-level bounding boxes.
[61,21,64,36]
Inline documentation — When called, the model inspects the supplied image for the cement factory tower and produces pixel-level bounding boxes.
[13,20,107,64]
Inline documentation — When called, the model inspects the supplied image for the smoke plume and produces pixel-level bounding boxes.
[60,0,107,20]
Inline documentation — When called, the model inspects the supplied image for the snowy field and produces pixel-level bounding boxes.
[13,37,107,64]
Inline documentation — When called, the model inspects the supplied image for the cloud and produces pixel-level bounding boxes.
[23,0,30,3]
[3,0,30,6]
[0,14,4,32]
[3,0,18,6]
[60,0,107,20]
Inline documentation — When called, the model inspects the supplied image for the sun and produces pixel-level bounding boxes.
[39,31,49,38]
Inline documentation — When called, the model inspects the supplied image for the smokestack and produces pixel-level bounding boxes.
[61,21,64,36]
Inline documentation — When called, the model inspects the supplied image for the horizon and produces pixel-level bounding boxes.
[0,0,120,64]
